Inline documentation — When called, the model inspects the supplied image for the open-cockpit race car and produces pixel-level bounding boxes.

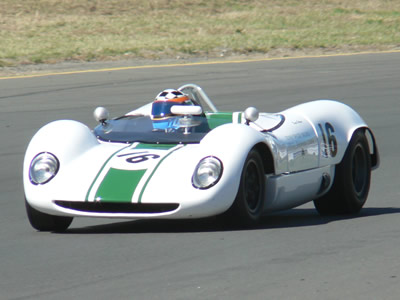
[23,84,379,231]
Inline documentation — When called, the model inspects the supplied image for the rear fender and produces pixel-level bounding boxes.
[285,100,378,168]
[354,127,380,170]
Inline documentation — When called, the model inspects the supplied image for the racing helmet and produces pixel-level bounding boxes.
[151,89,191,119]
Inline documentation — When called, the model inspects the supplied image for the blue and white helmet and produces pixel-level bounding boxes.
[155,89,187,101]
[152,89,190,119]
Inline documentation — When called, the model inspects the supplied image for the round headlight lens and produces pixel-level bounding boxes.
[29,152,59,185]
[192,156,223,189]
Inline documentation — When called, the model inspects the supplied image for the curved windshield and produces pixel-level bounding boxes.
[94,115,211,144]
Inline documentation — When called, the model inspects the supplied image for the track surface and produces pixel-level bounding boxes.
[1,53,399,300]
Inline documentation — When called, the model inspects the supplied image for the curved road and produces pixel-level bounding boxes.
[1,52,400,299]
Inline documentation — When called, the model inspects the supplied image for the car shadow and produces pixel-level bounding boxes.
[258,206,400,229]
[61,207,400,234]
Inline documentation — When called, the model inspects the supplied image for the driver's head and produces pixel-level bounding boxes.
[151,89,191,120]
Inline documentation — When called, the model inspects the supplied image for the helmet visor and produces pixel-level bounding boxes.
[152,100,192,118]
[151,101,176,118]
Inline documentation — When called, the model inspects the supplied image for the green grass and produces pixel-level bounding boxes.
[1,0,400,67]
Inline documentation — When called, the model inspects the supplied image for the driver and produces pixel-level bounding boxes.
[151,89,195,131]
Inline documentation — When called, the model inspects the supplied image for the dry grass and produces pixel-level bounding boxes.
[1,0,400,67]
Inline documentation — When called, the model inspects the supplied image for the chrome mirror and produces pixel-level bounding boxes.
[93,107,109,124]
[244,107,259,125]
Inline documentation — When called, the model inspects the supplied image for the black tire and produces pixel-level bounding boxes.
[314,130,371,215]
[224,149,265,225]
[25,198,73,232]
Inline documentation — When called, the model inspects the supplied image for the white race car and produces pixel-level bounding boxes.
[23,84,379,231]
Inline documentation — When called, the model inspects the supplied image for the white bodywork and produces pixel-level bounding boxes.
[23,84,379,220]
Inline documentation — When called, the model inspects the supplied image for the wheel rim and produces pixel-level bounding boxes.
[244,160,262,213]
[352,144,368,196]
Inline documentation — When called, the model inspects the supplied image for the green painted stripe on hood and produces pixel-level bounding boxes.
[85,145,131,201]
[137,145,183,203]
[237,112,242,124]
[134,143,177,150]
[86,143,179,203]
[205,112,234,129]
[94,168,146,203]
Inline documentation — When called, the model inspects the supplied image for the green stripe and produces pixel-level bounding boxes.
[205,112,234,129]
[238,112,242,123]
[95,168,146,203]
[85,145,131,201]
[134,143,177,150]
[86,143,179,203]
[138,145,183,203]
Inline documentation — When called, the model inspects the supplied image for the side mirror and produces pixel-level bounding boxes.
[244,107,259,125]
[93,107,109,124]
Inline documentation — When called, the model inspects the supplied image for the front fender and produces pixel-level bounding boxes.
[24,120,99,176]
[23,120,102,212]
[201,123,268,162]
[200,122,270,189]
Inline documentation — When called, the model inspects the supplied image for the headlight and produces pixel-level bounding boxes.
[192,156,223,189]
[29,152,59,185]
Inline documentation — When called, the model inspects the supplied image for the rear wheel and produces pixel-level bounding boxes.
[25,198,73,232]
[314,130,371,215]
[224,149,265,225]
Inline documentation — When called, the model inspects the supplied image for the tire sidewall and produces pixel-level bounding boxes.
[313,130,372,215]
[337,130,371,212]
[235,149,265,222]
[25,198,72,232]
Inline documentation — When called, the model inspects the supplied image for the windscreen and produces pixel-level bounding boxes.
[93,115,210,144]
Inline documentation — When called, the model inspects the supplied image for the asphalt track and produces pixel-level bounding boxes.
[1,52,399,300]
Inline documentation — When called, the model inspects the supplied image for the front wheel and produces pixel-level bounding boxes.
[314,130,371,215]
[223,149,265,225]
[25,198,73,232]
